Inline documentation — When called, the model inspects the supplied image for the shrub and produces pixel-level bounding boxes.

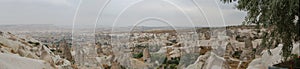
[133,53,143,58]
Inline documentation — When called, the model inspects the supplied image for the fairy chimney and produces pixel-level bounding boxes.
[142,48,151,63]
[240,35,254,60]
[59,38,73,62]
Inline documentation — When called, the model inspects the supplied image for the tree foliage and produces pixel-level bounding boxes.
[221,0,299,60]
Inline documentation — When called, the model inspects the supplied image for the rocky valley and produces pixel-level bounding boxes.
[0,25,299,69]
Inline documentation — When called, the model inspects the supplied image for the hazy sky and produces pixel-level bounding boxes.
[0,0,246,27]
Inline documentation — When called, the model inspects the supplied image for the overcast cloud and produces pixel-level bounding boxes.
[0,0,246,27]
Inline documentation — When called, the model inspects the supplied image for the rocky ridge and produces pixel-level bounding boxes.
[0,31,73,69]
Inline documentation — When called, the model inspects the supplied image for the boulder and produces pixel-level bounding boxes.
[186,52,210,69]
[247,44,284,69]
[204,52,229,69]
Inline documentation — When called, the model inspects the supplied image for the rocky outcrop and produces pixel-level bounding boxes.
[142,48,151,63]
[186,52,231,69]
[58,39,73,62]
[247,44,284,69]
[240,35,254,61]
[0,32,72,69]
[0,53,54,69]
[85,26,293,68]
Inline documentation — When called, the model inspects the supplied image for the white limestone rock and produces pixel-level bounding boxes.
[247,44,284,69]
[292,42,300,55]
[0,53,54,69]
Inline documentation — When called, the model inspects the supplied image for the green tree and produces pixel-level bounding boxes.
[221,0,299,60]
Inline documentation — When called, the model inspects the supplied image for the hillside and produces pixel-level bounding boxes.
[0,31,73,69]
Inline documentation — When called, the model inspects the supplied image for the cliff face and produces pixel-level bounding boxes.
[0,31,73,69]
